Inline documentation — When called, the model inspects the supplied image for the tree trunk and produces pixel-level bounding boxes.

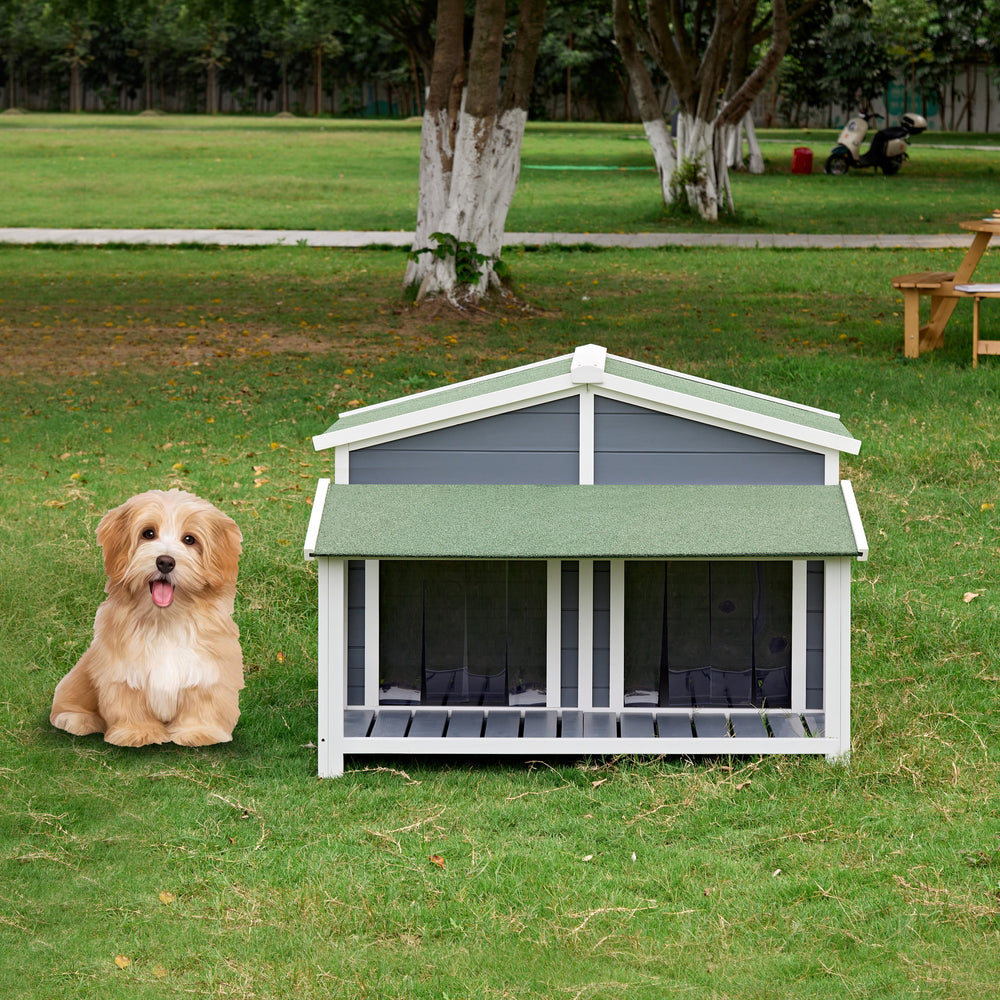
[144,54,153,111]
[313,44,322,115]
[612,0,676,204]
[615,0,788,220]
[743,112,765,173]
[405,0,546,306]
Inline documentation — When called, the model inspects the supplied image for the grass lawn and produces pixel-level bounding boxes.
[3,238,1000,998]
[1,115,998,234]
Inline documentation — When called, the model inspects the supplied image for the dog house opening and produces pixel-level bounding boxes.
[624,560,792,708]
[378,560,548,706]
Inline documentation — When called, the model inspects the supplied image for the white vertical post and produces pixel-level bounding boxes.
[578,559,594,710]
[578,387,595,485]
[823,558,851,762]
[822,450,839,486]
[334,444,350,484]
[364,560,380,708]
[609,559,625,709]
[318,558,347,778]
[546,560,562,708]
[791,560,807,712]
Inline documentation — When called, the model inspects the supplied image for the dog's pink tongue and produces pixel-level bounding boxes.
[151,581,175,608]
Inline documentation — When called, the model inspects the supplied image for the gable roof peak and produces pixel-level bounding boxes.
[570,344,608,383]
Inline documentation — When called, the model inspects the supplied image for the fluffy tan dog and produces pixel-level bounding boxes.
[51,490,244,747]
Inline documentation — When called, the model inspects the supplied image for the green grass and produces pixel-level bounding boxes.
[1,115,998,233]
[3,241,1000,997]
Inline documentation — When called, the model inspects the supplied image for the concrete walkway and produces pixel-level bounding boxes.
[0,227,975,250]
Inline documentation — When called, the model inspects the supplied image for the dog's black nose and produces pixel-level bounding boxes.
[156,555,175,574]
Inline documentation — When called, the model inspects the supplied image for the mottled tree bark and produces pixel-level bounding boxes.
[405,0,547,306]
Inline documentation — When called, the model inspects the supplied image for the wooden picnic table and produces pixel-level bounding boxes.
[893,218,1000,358]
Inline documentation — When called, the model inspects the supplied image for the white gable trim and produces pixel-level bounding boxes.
[840,480,869,561]
[595,372,860,456]
[304,478,331,560]
[312,374,579,451]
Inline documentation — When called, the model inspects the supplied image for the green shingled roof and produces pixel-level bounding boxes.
[308,484,863,560]
[329,354,573,433]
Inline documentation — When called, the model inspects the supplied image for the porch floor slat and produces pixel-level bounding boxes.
[370,709,411,737]
[447,711,485,739]
[656,714,693,738]
[769,713,806,738]
[584,712,617,738]
[485,710,522,738]
[408,710,448,738]
[522,710,558,738]
[345,709,375,737]
[693,713,731,739]
[731,714,767,739]
[621,714,656,738]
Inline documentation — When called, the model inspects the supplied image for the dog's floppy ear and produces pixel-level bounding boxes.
[95,497,137,586]
[200,508,242,589]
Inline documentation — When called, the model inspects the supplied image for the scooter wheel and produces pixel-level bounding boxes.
[882,156,903,176]
[824,154,849,176]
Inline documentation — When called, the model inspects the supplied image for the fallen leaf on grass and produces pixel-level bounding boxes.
[429,854,446,869]
[158,891,175,904]
[114,955,131,969]
[963,592,982,603]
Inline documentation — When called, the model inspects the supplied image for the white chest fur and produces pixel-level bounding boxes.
[118,633,219,723]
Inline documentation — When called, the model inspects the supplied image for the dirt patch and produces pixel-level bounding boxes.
[0,323,338,379]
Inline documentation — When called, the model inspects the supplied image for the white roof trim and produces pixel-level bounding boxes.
[304,478,330,560]
[312,374,579,451]
[840,479,869,561]
[598,371,861,456]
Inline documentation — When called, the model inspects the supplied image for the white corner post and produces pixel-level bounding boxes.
[823,558,852,763]
[318,558,348,778]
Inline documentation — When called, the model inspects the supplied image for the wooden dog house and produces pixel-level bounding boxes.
[305,345,867,778]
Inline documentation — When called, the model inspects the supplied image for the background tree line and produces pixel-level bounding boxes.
[0,0,997,127]
[0,0,627,118]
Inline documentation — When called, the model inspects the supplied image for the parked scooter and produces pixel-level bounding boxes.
[823,110,928,175]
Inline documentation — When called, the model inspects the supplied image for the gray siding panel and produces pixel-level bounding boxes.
[593,561,611,707]
[347,560,365,706]
[561,561,579,707]
[595,451,825,485]
[348,450,579,485]
[593,396,825,485]
[351,398,580,485]
[806,561,824,709]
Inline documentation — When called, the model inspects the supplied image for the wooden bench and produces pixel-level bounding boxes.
[891,271,957,357]
[955,283,1000,367]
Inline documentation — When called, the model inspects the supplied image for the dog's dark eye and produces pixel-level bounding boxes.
[141,528,156,540]
[182,534,197,546]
